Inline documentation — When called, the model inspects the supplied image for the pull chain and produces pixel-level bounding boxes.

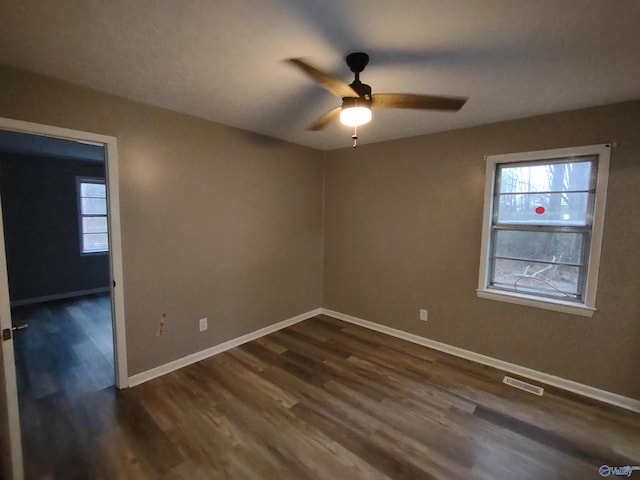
[352,125,358,149]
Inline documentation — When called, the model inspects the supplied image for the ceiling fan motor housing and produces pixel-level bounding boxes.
[346,81,372,101]
[350,80,371,96]
[341,96,371,111]
[342,82,372,111]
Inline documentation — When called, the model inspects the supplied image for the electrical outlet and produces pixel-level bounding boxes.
[199,317,208,332]
[419,309,428,321]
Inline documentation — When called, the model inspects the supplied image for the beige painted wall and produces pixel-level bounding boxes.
[323,100,640,400]
[1,64,638,401]
[0,66,323,375]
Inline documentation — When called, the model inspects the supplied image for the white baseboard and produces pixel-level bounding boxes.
[127,305,640,413]
[321,308,640,413]
[10,287,111,307]
[128,308,322,387]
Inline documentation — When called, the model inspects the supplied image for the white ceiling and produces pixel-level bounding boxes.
[1,1,639,150]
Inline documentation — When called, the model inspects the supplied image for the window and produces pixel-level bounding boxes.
[77,177,109,254]
[477,144,610,317]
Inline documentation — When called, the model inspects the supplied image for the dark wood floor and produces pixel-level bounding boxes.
[15,312,640,479]
[11,294,114,479]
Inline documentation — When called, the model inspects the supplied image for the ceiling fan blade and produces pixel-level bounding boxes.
[286,58,358,98]
[372,93,467,111]
[306,107,341,131]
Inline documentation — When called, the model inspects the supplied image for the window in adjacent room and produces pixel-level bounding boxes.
[77,177,109,254]
[477,144,611,317]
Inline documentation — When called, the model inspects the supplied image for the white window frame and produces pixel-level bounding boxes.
[77,176,109,255]
[477,144,611,317]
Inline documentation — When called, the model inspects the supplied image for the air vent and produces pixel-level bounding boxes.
[503,376,544,396]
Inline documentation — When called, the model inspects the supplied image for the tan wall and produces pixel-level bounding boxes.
[1,64,638,401]
[323,100,640,400]
[0,66,324,375]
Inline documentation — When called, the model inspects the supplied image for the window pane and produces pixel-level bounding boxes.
[494,230,584,264]
[491,258,581,300]
[82,216,108,234]
[81,182,106,198]
[496,192,590,225]
[83,233,109,252]
[499,160,593,194]
[81,197,107,215]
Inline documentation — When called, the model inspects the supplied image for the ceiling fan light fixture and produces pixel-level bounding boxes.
[340,97,372,127]
[340,106,371,127]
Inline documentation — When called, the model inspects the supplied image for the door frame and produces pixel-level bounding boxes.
[0,117,129,478]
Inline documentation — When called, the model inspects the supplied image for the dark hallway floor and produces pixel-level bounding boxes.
[11,294,114,478]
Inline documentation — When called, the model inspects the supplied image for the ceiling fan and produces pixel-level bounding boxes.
[286,52,468,143]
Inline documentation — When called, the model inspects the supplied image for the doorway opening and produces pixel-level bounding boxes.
[0,118,127,479]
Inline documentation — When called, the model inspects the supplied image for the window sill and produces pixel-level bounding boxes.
[476,289,596,317]
[81,251,109,257]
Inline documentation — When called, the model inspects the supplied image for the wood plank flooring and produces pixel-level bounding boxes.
[11,294,114,479]
[16,313,640,479]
